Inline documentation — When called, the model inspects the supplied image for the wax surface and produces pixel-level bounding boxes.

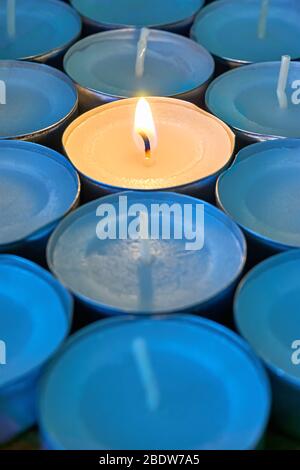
[206,62,300,138]
[63,98,234,190]
[217,139,300,248]
[70,0,204,27]
[40,316,269,449]
[0,0,81,60]
[0,61,77,138]
[64,30,214,97]
[0,256,70,388]
[48,192,245,314]
[0,141,79,246]
[235,250,300,380]
[192,0,300,63]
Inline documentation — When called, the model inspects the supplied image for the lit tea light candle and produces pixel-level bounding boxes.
[69,0,205,35]
[39,316,270,449]
[0,255,72,444]
[0,61,78,149]
[191,0,300,69]
[64,29,214,111]
[206,59,300,146]
[47,192,246,322]
[235,250,300,439]
[63,97,234,201]
[0,0,81,64]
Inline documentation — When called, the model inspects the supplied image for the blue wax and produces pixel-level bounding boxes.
[192,0,300,63]
[206,61,300,138]
[70,0,204,28]
[0,255,71,389]
[39,316,270,450]
[47,192,245,315]
[0,0,81,60]
[0,61,77,138]
[0,140,79,248]
[217,139,300,249]
[64,29,214,98]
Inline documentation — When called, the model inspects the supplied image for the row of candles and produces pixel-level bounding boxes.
[1,0,300,450]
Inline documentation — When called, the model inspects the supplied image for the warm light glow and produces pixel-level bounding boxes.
[134,98,157,159]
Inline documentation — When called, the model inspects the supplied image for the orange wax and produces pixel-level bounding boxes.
[63,97,235,190]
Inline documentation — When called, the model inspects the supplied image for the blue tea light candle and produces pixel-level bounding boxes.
[0,0,81,65]
[235,250,300,439]
[206,60,300,146]
[70,0,205,36]
[216,139,300,264]
[0,61,78,149]
[0,140,80,262]
[47,192,246,323]
[0,255,72,444]
[191,0,300,69]
[39,315,270,450]
[64,29,215,110]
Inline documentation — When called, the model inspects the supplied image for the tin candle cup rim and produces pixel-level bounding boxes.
[0,140,81,250]
[0,60,78,140]
[46,190,247,316]
[69,0,204,31]
[1,0,82,62]
[39,314,270,450]
[62,97,235,191]
[234,249,300,389]
[0,254,73,391]
[63,28,215,100]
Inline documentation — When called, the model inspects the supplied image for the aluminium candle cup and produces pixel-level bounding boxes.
[69,0,205,36]
[191,0,300,71]
[0,140,80,264]
[0,0,81,68]
[39,315,270,450]
[0,61,78,150]
[47,191,246,325]
[63,29,215,111]
[0,255,72,444]
[62,97,235,203]
[234,250,300,439]
[216,139,300,267]
[205,61,300,148]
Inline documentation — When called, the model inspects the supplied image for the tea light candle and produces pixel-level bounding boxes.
[0,0,81,65]
[70,0,205,35]
[216,138,300,264]
[39,315,270,450]
[63,97,235,201]
[0,140,80,262]
[47,192,246,323]
[235,250,300,439]
[0,61,78,149]
[64,29,215,110]
[191,0,300,68]
[206,60,300,146]
[0,255,72,443]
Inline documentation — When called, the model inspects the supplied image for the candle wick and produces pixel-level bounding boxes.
[138,130,151,160]
[277,55,291,109]
[7,0,16,39]
[132,337,160,412]
[135,28,150,78]
[257,0,269,40]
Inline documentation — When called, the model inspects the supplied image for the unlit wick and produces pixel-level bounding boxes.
[277,55,291,109]
[7,0,16,39]
[132,337,160,412]
[135,28,150,78]
[257,0,269,40]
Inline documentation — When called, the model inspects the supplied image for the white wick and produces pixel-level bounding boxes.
[277,55,291,109]
[139,211,152,265]
[135,28,150,78]
[7,0,16,39]
[132,337,160,412]
[257,0,269,40]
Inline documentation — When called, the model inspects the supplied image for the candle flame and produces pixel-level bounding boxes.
[134,98,157,160]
